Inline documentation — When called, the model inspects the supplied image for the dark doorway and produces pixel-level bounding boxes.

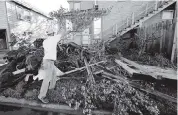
[0,29,7,50]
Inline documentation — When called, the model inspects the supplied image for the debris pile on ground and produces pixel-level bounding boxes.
[0,38,177,115]
[123,49,177,69]
[106,37,177,69]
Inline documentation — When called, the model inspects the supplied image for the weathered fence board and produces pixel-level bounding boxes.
[137,20,175,58]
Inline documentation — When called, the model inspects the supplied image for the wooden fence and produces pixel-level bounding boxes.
[137,20,176,58]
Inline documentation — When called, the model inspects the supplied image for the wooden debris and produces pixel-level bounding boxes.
[115,59,140,76]
[84,57,96,87]
[115,57,177,80]
[100,72,177,103]
[57,61,106,79]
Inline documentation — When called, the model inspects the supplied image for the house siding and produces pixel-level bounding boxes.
[0,1,8,29]
[0,1,56,50]
[142,4,176,27]
[98,1,150,39]
[142,12,162,27]
[68,1,151,41]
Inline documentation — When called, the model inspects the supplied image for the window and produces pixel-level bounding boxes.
[74,2,81,10]
[162,10,174,20]
[82,28,90,45]
[94,18,101,39]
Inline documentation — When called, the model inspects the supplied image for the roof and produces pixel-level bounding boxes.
[11,0,52,19]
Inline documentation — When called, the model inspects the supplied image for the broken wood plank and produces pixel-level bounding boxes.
[0,96,112,115]
[120,57,177,80]
[102,71,128,84]
[56,61,105,80]
[84,57,96,86]
[93,66,117,75]
[2,61,106,77]
[56,60,105,76]
[115,59,141,76]
[101,72,177,103]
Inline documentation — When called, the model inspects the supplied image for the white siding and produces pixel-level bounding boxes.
[0,1,8,29]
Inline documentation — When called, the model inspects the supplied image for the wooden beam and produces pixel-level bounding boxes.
[132,12,135,25]
[8,61,106,77]
[115,24,118,34]
[115,59,140,76]
[120,57,177,80]
[145,3,148,14]
[126,18,129,27]
[155,0,158,10]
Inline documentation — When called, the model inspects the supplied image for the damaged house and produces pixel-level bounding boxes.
[66,0,177,62]
[0,0,57,51]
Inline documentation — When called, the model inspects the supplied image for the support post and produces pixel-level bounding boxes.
[132,12,135,25]
[155,0,158,10]
[171,3,177,63]
[115,24,118,34]
[160,22,164,53]
[126,18,129,27]
[112,26,115,35]
[171,22,177,62]
[145,3,148,14]
[101,17,103,40]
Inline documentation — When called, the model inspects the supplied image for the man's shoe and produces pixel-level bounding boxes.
[38,97,49,104]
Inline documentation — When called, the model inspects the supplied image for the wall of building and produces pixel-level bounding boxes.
[142,3,175,27]
[80,1,93,10]
[63,33,82,45]
[99,1,151,40]
[0,1,10,50]
[142,12,162,27]
[5,1,56,41]
[69,1,93,10]
[0,1,8,29]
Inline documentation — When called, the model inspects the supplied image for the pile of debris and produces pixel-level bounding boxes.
[0,38,177,115]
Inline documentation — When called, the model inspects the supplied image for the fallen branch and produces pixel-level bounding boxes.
[58,61,106,78]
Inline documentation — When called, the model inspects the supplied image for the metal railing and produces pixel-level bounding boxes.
[102,0,172,39]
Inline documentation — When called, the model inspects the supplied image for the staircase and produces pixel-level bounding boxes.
[103,0,176,42]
